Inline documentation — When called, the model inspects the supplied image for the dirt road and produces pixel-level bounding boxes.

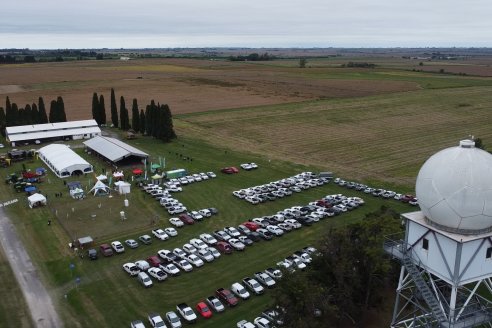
[0,208,63,328]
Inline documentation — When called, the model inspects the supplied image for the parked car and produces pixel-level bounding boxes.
[228,238,246,251]
[130,320,146,328]
[158,249,177,262]
[254,272,276,288]
[147,313,165,327]
[187,254,205,267]
[221,167,239,174]
[138,272,153,288]
[190,238,208,250]
[199,233,218,245]
[262,307,285,326]
[242,277,264,295]
[88,249,98,260]
[172,248,187,259]
[237,320,255,328]
[123,262,140,276]
[182,243,198,255]
[256,228,273,240]
[206,295,225,313]
[176,303,197,323]
[111,241,125,253]
[243,221,260,231]
[197,249,215,262]
[265,267,283,280]
[178,214,195,225]
[174,259,193,272]
[148,267,167,281]
[207,246,221,259]
[139,234,153,245]
[160,263,181,276]
[213,230,231,241]
[152,229,169,241]
[254,317,271,328]
[169,217,184,227]
[147,255,162,268]
[196,301,213,319]
[135,260,151,271]
[125,239,139,249]
[216,241,233,254]
[100,243,113,257]
[237,235,254,246]
[231,282,251,300]
[164,227,178,237]
[165,311,182,328]
[266,225,284,236]
[216,287,239,307]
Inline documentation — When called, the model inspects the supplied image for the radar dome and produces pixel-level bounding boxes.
[416,140,492,235]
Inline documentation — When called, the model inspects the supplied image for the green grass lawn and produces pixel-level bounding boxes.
[0,132,413,327]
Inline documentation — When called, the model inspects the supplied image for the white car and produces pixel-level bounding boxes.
[182,243,198,254]
[138,272,153,288]
[135,260,150,271]
[266,225,284,236]
[175,259,193,272]
[224,226,241,237]
[254,272,276,288]
[131,320,146,328]
[206,296,225,312]
[254,317,271,328]
[111,241,125,253]
[240,163,253,170]
[165,311,182,328]
[169,218,184,227]
[207,247,221,259]
[237,320,255,328]
[190,211,203,221]
[197,249,215,262]
[148,313,165,328]
[187,254,204,267]
[199,233,218,245]
[277,223,292,232]
[164,227,178,237]
[265,268,283,280]
[198,209,212,217]
[284,219,302,229]
[242,277,265,295]
[231,282,250,300]
[206,172,216,178]
[287,257,307,270]
[160,263,180,276]
[228,238,246,251]
[148,267,168,282]
[173,248,187,259]
[294,251,312,264]
[123,262,140,276]
[168,185,183,192]
[168,206,186,214]
[152,229,170,241]
[190,238,208,250]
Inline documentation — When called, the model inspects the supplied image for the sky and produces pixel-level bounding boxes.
[1,0,492,49]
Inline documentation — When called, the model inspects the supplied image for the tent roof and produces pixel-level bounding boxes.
[38,144,91,174]
[83,136,148,163]
[28,193,46,202]
[96,174,107,180]
[78,236,93,245]
[6,120,100,142]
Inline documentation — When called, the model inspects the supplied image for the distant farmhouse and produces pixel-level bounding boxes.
[5,120,101,146]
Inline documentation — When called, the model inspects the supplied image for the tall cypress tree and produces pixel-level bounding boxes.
[0,107,6,137]
[92,93,99,124]
[110,88,118,128]
[131,99,139,132]
[145,105,151,136]
[24,104,32,124]
[162,104,177,141]
[119,96,126,130]
[57,96,67,122]
[31,103,39,124]
[5,96,12,126]
[38,97,48,123]
[11,102,19,126]
[139,109,145,135]
[49,100,57,123]
[99,95,106,125]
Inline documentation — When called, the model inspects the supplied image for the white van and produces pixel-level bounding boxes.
[137,272,153,288]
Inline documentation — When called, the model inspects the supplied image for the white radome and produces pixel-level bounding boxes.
[416,140,492,234]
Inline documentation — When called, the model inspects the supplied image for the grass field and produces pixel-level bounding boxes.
[1,55,492,327]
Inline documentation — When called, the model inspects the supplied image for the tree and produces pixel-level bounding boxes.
[131,98,139,133]
[31,103,39,124]
[139,109,145,135]
[5,96,12,126]
[299,58,307,68]
[161,104,177,142]
[49,100,57,123]
[38,97,48,123]
[473,137,485,150]
[110,88,118,128]
[24,104,33,124]
[99,95,106,125]
[145,105,151,135]
[10,102,19,126]
[119,96,130,130]
[92,93,99,124]
[57,96,67,122]
[273,207,402,327]
[0,107,5,136]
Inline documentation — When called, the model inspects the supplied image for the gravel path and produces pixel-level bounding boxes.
[0,208,63,328]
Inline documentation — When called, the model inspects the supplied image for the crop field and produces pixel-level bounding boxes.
[1,54,492,327]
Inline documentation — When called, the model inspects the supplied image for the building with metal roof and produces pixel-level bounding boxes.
[83,135,148,165]
[5,120,101,146]
[38,144,93,178]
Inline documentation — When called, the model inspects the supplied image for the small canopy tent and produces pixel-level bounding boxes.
[114,181,131,194]
[89,180,110,196]
[28,193,47,208]
[77,236,93,248]
[96,174,107,181]
[132,168,143,175]
[112,171,124,181]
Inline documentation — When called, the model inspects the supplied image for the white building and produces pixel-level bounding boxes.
[38,144,93,178]
[83,135,148,165]
[5,120,101,146]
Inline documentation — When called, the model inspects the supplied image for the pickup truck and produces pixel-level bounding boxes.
[176,303,197,323]
[215,287,239,307]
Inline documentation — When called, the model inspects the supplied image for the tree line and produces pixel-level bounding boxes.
[0,96,67,135]
[228,53,276,61]
[91,88,176,142]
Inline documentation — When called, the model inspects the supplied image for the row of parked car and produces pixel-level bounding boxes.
[333,178,418,205]
[131,246,318,327]
[233,171,332,204]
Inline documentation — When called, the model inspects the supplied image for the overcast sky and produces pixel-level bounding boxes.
[1,0,491,49]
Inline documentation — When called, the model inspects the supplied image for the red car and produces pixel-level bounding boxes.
[147,255,162,267]
[100,244,113,257]
[221,167,239,174]
[216,288,239,307]
[401,194,416,203]
[179,213,195,225]
[216,241,233,254]
[196,301,213,318]
[243,221,260,231]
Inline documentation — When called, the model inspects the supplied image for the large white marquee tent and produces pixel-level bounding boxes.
[38,144,94,178]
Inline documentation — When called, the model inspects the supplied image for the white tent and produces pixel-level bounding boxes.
[96,174,107,181]
[89,180,110,196]
[114,181,131,194]
[28,193,47,208]
[38,144,93,178]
